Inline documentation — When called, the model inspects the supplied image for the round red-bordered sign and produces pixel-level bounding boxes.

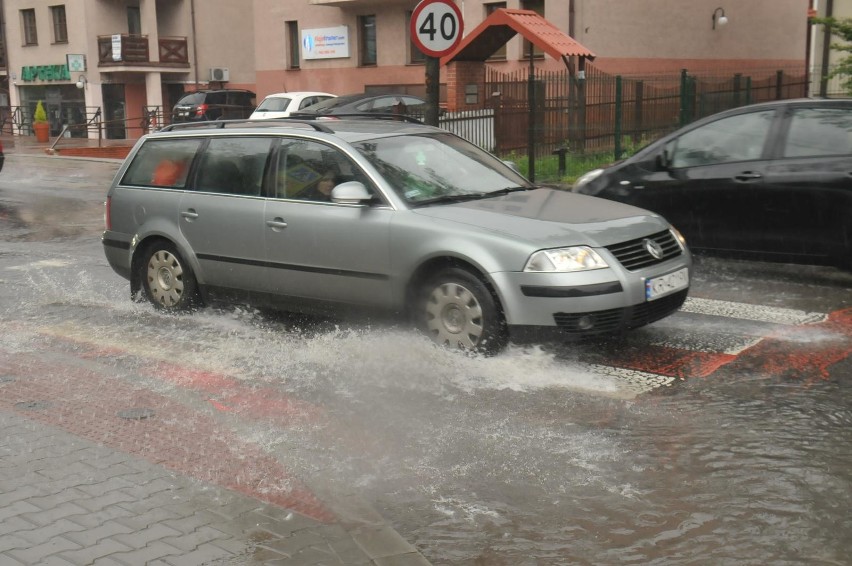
[410,0,464,58]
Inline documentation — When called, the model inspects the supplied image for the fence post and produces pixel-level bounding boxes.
[775,70,784,100]
[614,75,623,160]
[733,73,742,107]
[679,69,688,127]
[527,57,536,183]
[745,76,752,105]
[633,80,644,144]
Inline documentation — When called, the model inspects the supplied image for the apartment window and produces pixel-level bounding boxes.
[287,21,300,69]
[50,5,68,44]
[21,9,37,46]
[127,6,141,35]
[522,0,544,58]
[484,3,507,60]
[406,11,425,64]
[359,15,376,66]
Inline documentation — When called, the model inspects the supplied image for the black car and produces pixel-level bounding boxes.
[291,92,429,119]
[573,98,852,269]
[171,89,256,123]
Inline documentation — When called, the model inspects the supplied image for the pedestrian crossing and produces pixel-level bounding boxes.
[590,296,837,395]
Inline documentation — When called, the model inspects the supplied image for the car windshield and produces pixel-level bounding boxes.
[255,97,291,112]
[353,133,532,204]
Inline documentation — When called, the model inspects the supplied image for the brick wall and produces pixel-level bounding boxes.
[446,61,487,112]
[53,146,133,159]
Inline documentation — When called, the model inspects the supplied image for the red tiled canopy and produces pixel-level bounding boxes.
[440,9,595,65]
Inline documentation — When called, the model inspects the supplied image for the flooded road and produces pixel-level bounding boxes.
[1,154,851,565]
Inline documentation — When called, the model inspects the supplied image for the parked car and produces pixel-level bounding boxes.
[249,91,336,120]
[171,89,256,123]
[573,98,852,269]
[292,93,430,119]
[102,117,691,354]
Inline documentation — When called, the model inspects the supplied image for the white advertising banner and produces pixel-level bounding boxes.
[112,34,122,61]
[301,26,349,60]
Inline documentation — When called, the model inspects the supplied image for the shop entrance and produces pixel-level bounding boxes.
[18,85,88,138]
[102,84,126,139]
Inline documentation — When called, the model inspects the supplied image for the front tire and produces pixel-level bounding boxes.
[418,268,508,355]
[138,242,199,311]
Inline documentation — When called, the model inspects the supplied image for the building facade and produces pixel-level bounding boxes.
[0,0,812,140]
[255,0,809,102]
[3,0,255,139]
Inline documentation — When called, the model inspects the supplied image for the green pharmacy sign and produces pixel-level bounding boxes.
[21,64,71,82]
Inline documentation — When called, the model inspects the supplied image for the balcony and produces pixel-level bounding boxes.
[97,35,189,67]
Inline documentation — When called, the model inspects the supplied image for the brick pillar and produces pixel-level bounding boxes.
[445,61,486,112]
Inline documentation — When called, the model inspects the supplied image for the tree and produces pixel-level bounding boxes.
[33,100,47,124]
[812,16,852,95]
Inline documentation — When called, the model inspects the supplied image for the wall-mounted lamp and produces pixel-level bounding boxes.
[712,7,728,30]
[76,75,87,89]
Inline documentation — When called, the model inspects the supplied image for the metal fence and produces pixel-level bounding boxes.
[439,64,811,181]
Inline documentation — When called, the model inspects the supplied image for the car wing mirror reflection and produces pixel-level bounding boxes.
[331,181,372,205]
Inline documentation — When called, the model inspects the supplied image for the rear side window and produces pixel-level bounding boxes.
[782,107,852,157]
[258,97,291,112]
[194,137,273,196]
[121,138,202,188]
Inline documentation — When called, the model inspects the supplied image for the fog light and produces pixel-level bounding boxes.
[576,315,594,330]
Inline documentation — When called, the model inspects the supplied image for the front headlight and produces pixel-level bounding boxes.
[571,168,604,193]
[524,247,609,272]
[669,225,687,248]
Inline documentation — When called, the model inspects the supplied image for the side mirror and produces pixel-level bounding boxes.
[657,142,675,170]
[331,181,372,205]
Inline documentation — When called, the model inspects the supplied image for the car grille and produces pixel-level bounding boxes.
[552,290,688,335]
[605,230,682,271]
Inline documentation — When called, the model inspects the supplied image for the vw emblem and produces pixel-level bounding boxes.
[643,238,664,260]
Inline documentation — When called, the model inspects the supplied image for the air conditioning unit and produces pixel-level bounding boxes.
[209,67,229,82]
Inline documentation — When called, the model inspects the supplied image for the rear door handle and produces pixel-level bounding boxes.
[734,172,763,181]
[180,209,199,220]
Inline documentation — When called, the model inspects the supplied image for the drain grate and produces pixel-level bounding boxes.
[15,401,49,410]
[117,408,156,420]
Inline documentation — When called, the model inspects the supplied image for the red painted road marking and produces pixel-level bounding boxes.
[605,347,737,379]
[724,307,852,383]
[0,348,335,522]
[605,307,852,382]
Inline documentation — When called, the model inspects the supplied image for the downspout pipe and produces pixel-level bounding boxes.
[820,0,834,97]
[191,0,199,88]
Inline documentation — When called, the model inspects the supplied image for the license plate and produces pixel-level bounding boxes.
[645,267,689,301]
[178,111,188,117]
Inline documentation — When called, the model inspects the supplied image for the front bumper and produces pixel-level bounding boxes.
[491,254,691,335]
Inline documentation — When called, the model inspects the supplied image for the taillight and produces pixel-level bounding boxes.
[104,197,112,230]
[196,103,208,116]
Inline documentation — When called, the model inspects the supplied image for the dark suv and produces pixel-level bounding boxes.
[171,90,256,123]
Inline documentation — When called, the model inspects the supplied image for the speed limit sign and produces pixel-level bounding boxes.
[410,0,464,58]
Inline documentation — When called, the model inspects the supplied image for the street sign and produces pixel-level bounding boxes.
[410,0,464,58]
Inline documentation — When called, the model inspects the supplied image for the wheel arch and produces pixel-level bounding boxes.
[130,233,202,297]
[404,255,505,316]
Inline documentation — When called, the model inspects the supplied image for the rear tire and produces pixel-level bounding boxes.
[418,267,508,355]
[138,242,200,311]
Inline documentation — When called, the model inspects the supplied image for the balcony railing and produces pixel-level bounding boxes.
[97,35,189,66]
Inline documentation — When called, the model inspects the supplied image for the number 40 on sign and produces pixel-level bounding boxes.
[410,0,464,58]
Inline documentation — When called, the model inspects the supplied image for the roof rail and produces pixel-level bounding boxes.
[286,112,425,125]
[158,119,334,134]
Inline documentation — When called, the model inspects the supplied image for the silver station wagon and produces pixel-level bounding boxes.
[102,118,692,354]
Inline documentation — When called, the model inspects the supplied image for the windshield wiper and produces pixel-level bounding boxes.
[480,186,535,198]
[412,187,536,207]
[412,193,488,207]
